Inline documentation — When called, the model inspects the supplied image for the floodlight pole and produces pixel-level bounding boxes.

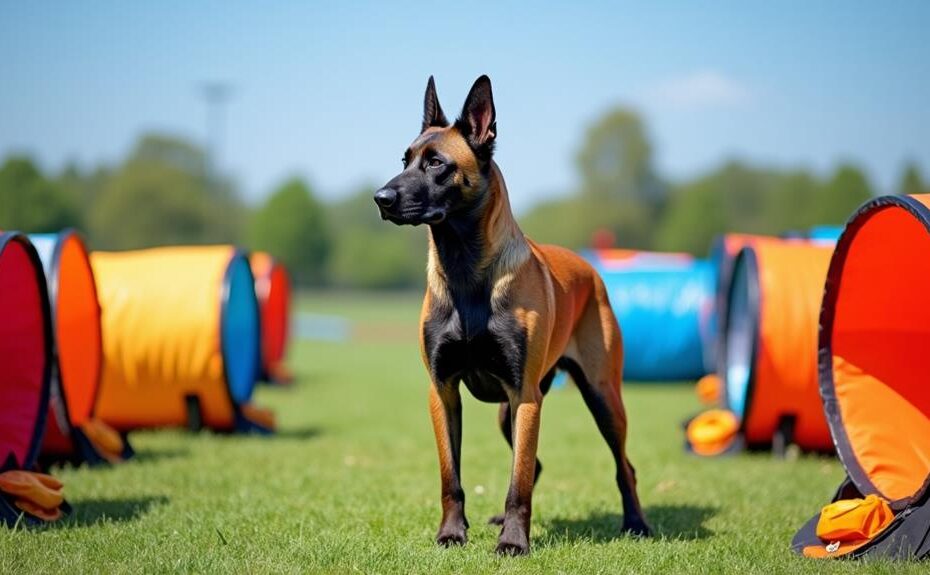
[200,82,233,184]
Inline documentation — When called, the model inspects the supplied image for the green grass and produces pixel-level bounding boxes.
[0,292,919,573]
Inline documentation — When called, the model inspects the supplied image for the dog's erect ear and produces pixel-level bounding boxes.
[422,76,448,133]
[456,75,496,156]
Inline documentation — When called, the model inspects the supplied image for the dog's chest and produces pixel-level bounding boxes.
[423,292,526,402]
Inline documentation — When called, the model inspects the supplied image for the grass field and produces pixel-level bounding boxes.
[0,291,918,573]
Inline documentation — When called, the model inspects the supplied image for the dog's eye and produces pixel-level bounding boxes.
[427,157,444,169]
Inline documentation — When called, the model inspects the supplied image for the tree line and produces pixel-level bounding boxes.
[1,109,926,289]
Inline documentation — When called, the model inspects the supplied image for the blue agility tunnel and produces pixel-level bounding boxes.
[807,225,844,243]
[586,250,716,382]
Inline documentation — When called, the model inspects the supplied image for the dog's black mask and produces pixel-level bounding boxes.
[375,75,496,226]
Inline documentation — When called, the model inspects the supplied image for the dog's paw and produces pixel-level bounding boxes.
[487,513,505,526]
[495,538,529,556]
[495,526,530,556]
[436,525,467,547]
[622,518,653,538]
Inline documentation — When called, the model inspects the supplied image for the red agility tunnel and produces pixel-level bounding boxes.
[29,231,132,466]
[250,252,293,384]
[0,232,68,526]
[793,195,930,560]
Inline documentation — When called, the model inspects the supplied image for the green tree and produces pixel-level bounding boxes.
[327,187,425,289]
[897,162,926,196]
[576,108,661,204]
[520,195,653,250]
[90,134,243,249]
[814,164,873,224]
[656,160,876,255]
[0,156,81,233]
[249,177,331,286]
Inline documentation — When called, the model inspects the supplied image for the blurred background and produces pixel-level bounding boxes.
[2,1,928,290]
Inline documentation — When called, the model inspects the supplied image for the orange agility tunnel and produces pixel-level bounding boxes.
[91,246,272,433]
[250,252,293,384]
[0,232,70,526]
[792,195,930,560]
[688,240,834,456]
[28,231,132,466]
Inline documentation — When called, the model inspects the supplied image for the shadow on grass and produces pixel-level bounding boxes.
[541,504,718,544]
[266,426,324,441]
[58,496,169,527]
[131,447,190,464]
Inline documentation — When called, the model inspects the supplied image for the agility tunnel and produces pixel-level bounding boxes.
[708,229,843,384]
[587,250,716,381]
[687,240,835,456]
[792,195,930,560]
[28,231,132,466]
[0,232,69,526]
[91,246,273,433]
[250,252,293,384]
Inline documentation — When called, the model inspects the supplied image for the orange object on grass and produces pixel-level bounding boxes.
[686,409,739,456]
[816,495,894,543]
[695,374,721,405]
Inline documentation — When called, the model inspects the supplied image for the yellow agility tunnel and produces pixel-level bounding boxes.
[28,230,132,465]
[793,195,930,560]
[91,245,272,433]
[0,232,69,526]
[250,252,293,384]
[687,240,835,456]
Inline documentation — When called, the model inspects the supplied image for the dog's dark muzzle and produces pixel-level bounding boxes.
[374,187,446,225]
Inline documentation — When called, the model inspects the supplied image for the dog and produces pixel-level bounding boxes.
[374,75,651,555]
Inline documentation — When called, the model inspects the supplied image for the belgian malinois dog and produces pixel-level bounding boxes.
[374,75,651,555]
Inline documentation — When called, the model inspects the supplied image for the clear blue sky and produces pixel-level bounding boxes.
[2,1,928,212]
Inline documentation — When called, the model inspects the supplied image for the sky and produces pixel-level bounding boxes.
[1,1,928,213]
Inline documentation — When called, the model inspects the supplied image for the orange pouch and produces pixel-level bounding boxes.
[816,494,894,542]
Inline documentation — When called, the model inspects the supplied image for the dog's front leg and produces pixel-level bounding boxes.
[496,389,542,555]
[428,381,468,546]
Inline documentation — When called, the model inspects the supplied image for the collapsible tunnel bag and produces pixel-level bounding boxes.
[687,240,835,456]
[792,195,930,560]
[29,231,133,466]
[0,232,69,526]
[587,249,716,381]
[250,252,292,384]
[91,246,272,433]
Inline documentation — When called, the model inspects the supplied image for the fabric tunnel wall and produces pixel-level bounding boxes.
[721,241,834,451]
[250,252,293,384]
[687,239,834,457]
[91,245,272,433]
[28,231,131,466]
[708,229,843,381]
[0,232,70,526]
[586,249,716,381]
[792,194,930,560]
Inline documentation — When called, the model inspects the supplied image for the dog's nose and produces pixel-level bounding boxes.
[374,188,398,209]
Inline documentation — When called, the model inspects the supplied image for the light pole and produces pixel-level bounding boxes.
[200,81,233,187]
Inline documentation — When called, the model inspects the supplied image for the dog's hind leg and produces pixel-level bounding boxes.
[563,294,651,537]
[488,367,555,526]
